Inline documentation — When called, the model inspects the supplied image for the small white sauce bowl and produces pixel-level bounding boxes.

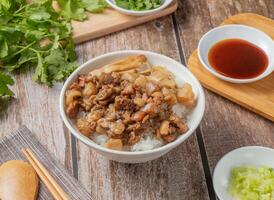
[60,50,205,163]
[213,146,274,200]
[198,25,274,83]
[105,0,173,16]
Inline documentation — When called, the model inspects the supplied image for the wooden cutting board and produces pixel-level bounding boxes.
[72,1,178,44]
[188,13,274,122]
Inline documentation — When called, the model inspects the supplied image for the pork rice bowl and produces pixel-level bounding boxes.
[64,55,197,151]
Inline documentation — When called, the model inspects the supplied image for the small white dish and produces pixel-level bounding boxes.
[213,146,274,200]
[60,50,205,163]
[105,0,173,16]
[198,24,274,83]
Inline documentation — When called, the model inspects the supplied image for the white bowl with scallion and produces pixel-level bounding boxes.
[213,146,274,200]
[106,0,173,16]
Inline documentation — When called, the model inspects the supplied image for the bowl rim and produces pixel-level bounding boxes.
[212,146,274,200]
[198,24,274,84]
[105,0,173,15]
[60,50,205,156]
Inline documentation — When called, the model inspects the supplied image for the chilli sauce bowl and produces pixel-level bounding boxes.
[60,50,205,163]
[198,24,274,83]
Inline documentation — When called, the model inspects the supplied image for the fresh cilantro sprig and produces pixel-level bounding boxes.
[57,0,108,21]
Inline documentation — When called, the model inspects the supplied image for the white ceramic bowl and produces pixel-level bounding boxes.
[213,146,274,200]
[60,50,205,163]
[105,0,173,16]
[198,24,274,83]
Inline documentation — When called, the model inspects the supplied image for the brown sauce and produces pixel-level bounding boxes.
[208,39,268,79]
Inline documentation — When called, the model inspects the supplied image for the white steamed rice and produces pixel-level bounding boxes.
[132,133,163,151]
[92,133,109,146]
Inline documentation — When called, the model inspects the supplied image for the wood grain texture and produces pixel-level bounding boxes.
[188,15,274,121]
[75,16,209,200]
[174,0,274,173]
[72,1,178,44]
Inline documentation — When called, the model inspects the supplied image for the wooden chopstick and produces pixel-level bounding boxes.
[21,149,63,200]
[25,149,71,200]
[21,148,70,200]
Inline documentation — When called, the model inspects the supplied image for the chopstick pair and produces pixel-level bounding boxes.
[21,148,70,200]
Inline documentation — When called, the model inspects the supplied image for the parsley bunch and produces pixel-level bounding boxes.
[0,0,78,87]
[0,0,108,108]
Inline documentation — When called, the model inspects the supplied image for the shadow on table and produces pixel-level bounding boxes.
[0,97,13,118]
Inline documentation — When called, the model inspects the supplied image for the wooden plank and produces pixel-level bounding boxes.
[175,0,274,174]
[72,1,178,44]
[75,16,210,200]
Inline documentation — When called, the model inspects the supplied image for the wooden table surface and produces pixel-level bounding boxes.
[1,0,274,199]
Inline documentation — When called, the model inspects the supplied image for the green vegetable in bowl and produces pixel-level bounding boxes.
[115,0,162,11]
[228,166,274,200]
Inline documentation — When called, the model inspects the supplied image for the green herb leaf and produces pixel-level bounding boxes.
[81,0,108,13]
[57,0,108,20]
[0,72,14,97]
[57,0,87,21]
[0,39,8,58]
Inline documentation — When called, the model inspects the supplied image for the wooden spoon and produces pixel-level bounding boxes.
[0,160,39,200]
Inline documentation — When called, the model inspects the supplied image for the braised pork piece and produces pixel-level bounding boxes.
[65,55,196,151]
